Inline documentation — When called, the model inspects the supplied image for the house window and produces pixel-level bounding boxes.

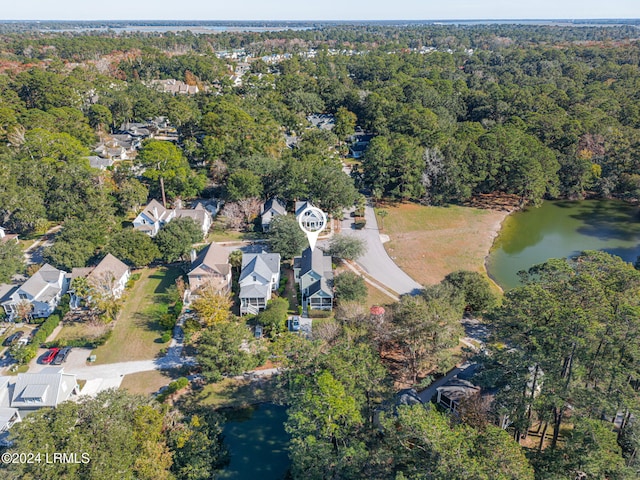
[253,276,257,282]
[19,293,28,300]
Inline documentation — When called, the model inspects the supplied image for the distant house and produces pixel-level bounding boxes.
[0,264,69,321]
[0,226,18,243]
[87,156,115,170]
[133,199,176,237]
[175,205,213,238]
[261,198,287,232]
[150,79,199,95]
[239,253,281,315]
[70,254,130,308]
[188,243,231,294]
[293,247,333,312]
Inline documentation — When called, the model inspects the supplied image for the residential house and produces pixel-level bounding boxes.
[188,243,232,294]
[0,226,18,243]
[293,247,333,312]
[0,264,69,321]
[70,254,130,308]
[150,79,199,95]
[239,253,281,315]
[132,199,176,237]
[295,201,325,231]
[87,156,115,170]
[175,204,213,238]
[261,198,287,232]
[435,377,481,413]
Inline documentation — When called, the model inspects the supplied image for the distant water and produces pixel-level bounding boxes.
[486,200,640,289]
[43,25,313,33]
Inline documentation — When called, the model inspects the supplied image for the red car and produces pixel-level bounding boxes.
[42,348,60,364]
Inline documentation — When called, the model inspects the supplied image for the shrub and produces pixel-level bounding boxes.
[308,310,332,318]
[160,331,172,343]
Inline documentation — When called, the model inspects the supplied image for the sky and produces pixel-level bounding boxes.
[3,1,639,21]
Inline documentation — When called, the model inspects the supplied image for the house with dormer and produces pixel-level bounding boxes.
[188,243,231,294]
[293,247,333,312]
[0,264,69,321]
[70,254,130,308]
[132,199,176,237]
[239,253,281,315]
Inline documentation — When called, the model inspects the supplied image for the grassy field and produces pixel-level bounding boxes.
[120,370,176,395]
[379,203,508,286]
[186,377,278,409]
[365,284,396,307]
[92,266,181,365]
[56,322,109,343]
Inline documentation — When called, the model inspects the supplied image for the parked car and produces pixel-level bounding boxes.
[290,317,300,332]
[42,348,60,364]
[51,347,71,365]
[254,325,263,338]
[3,331,24,347]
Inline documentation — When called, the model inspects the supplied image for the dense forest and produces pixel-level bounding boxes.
[0,23,640,479]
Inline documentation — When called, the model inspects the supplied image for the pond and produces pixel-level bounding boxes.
[219,403,290,480]
[486,200,640,289]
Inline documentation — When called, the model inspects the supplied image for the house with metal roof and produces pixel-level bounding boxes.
[0,264,69,321]
[239,253,281,315]
[293,247,333,312]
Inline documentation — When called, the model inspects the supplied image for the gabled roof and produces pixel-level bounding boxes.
[307,277,333,297]
[239,253,280,283]
[262,198,287,217]
[299,247,332,280]
[19,264,66,302]
[140,199,171,223]
[295,201,313,217]
[10,367,77,409]
[189,243,230,277]
[175,208,211,228]
[87,253,129,280]
[436,377,481,403]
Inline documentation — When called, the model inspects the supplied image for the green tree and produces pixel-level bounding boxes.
[333,107,357,140]
[268,215,307,261]
[226,169,263,202]
[197,320,258,382]
[105,229,159,267]
[137,140,190,207]
[444,270,497,313]
[0,239,24,283]
[334,272,367,303]
[255,297,289,337]
[327,234,367,261]
[154,217,203,263]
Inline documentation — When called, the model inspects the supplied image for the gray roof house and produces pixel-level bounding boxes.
[261,198,287,232]
[188,243,231,294]
[239,253,281,315]
[0,368,79,442]
[175,204,213,238]
[435,377,481,413]
[70,254,130,308]
[1,264,69,321]
[132,199,176,237]
[293,247,333,312]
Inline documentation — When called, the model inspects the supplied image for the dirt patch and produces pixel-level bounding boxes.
[381,202,511,286]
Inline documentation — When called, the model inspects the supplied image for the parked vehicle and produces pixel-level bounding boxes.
[290,317,300,332]
[3,331,24,347]
[51,347,71,365]
[42,348,60,364]
[254,325,263,338]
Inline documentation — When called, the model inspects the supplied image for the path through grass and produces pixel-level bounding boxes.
[92,266,181,364]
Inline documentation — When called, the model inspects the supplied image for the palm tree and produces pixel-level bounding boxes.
[377,209,388,231]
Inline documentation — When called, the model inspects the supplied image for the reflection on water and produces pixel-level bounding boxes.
[220,403,290,480]
[487,200,640,289]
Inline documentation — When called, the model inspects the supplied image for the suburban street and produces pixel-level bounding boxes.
[339,203,423,295]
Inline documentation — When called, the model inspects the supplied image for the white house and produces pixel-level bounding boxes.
[70,254,130,308]
[261,198,287,232]
[132,199,176,237]
[293,247,333,312]
[0,264,69,321]
[239,253,281,315]
[175,204,213,238]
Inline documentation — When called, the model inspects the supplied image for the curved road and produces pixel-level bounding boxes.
[339,203,423,296]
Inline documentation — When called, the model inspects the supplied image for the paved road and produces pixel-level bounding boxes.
[339,203,423,295]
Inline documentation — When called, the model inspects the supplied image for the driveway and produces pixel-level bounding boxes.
[338,203,423,295]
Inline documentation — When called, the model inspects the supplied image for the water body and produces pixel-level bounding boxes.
[486,200,640,289]
[219,403,290,480]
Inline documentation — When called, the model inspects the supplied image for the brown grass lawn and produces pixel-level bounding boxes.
[92,266,181,365]
[56,321,110,343]
[365,284,396,308]
[380,203,509,286]
[120,370,176,395]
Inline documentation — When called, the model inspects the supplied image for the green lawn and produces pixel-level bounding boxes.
[186,377,278,409]
[120,370,177,395]
[91,266,181,365]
